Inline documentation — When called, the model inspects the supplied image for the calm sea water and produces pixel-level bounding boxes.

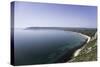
[14,29,87,65]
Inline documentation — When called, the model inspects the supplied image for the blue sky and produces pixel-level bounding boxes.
[13,1,97,28]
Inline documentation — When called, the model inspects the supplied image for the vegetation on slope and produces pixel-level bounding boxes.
[71,39,97,62]
[65,29,97,62]
[26,27,97,62]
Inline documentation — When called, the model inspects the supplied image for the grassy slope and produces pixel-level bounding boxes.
[71,39,97,62]
[64,29,97,62]
[27,27,97,62]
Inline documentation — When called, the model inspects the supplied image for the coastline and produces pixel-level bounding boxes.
[68,32,91,62]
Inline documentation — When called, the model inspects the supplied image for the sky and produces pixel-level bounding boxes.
[13,1,97,28]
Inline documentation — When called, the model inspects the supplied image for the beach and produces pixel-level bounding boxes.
[68,32,91,62]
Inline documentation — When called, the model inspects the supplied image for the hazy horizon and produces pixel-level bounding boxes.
[13,1,97,28]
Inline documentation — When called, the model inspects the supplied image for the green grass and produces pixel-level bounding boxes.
[71,39,97,62]
[64,28,97,62]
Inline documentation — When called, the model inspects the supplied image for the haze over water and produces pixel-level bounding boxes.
[12,1,97,65]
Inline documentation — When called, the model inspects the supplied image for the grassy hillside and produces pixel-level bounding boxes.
[64,28,97,62]
[26,27,97,62]
[70,39,97,62]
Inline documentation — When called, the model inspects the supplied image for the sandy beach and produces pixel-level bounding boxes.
[73,32,91,57]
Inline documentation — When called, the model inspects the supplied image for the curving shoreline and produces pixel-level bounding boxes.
[68,32,91,62]
[52,31,91,63]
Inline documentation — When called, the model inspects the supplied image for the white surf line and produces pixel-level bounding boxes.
[73,33,91,57]
[68,33,91,62]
